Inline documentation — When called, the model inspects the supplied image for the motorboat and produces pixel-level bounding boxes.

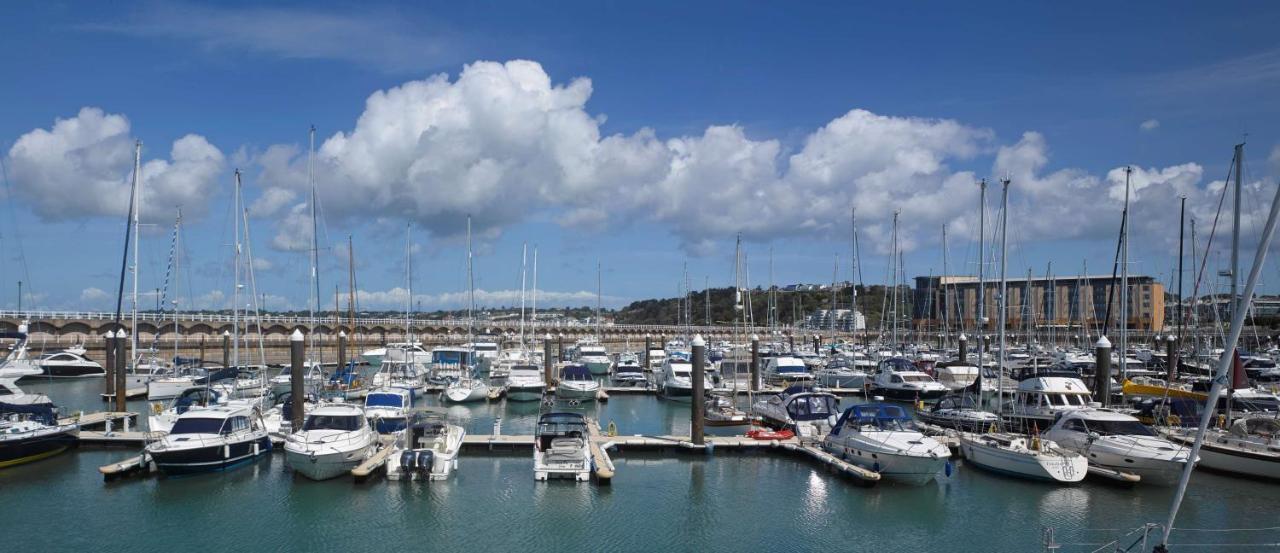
[556,365,600,400]
[364,387,415,433]
[464,338,501,374]
[146,360,237,401]
[704,393,749,426]
[869,358,949,402]
[751,386,841,437]
[933,361,980,391]
[386,409,466,481]
[30,347,105,378]
[1044,408,1193,486]
[1004,377,1094,430]
[145,404,272,475]
[361,341,430,369]
[959,431,1087,483]
[916,394,1000,432]
[646,349,667,371]
[658,358,711,400]
[268,360,324,396]
[533,412,592,482]
[814,359,867,390]
[443,375,490,403]
[0,375,78,468]
[822,403,951,485]
[148,386,227,433]
[371,346,429,394]
[763,356,813,385]
[574,342,611,376]
[284,403,378,480]
[506,364,547,402]
[611,353,647,386]
[429,347,474,384]
[1164,416,1280,480]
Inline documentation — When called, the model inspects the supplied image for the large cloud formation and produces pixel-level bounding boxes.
[254,59,1240,256]
[5,107,225,222]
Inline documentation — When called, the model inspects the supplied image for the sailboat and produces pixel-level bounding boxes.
[444,217,490,403]
[955,178,1088,483]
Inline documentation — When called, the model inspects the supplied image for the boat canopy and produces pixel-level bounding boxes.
[366,391,409,409]
[536,412,587,437]
[173,387,223,415]
[831,403,912,435]
[562,365,592,381]
[933,394,981,412]
[432,349,473,365]
[786,393,840,421]
[880,358,917,373]
[0,400,55,425]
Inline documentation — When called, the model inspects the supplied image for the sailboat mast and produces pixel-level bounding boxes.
[520,242,527,347]
[405,224,412,339]
[1177,196,1186,347]
[347,235,356,330]
[941,224,950,345]
[997,177,1010,411]
[596,260,602,340]
[173,209,181,363]
[233,170,242,368]
[1120,167,1131,381]
[976,179,987,389]
[307,126,319,354]
[852,209,862,345]
[131,141,141,358]
[466,216,474,347]
[531,246,538,330]
[891,210,900,346]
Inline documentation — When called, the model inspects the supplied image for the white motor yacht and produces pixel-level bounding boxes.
[145,404,272,475]
[284,403,378,480]
[822,403,951,485]
[386,410,466,481]
[869,358,949,401]
[556,365,600,400]
[1044,408,1194,486]
[506,364,547,402]
[533,412,592,482]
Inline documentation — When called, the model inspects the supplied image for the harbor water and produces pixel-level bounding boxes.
[4,378,1279,552]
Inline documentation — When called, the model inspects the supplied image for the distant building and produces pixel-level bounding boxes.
[913,274,1165,332]
[803,308,866,331]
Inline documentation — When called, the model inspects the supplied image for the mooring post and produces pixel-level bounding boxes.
[1165,335,1178,382]
[199,335,206,363]
[222,330,231,368]
[290,329,305,430]
[691,334,706,446]
[644,334,651,369]
[114,329,128,412]
[1095,335,1112,406]
[958,333,968,365]
[813,335,820,354]
[104,329,117,397]
[543,333,554,386]
[337,330,347,370]
[788,333,795,353]
[750,334,761,392]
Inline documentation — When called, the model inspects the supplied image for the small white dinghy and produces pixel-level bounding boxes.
[959,431,1087,483]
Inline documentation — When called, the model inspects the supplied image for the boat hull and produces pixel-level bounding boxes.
[0,428,78,469]
[870,386,947,402]
[443,384,489,403]
[506,385,545,402]
[150,436,272,475]
[555,384,599,400]
[960,438,1086,483]
[284,448,368,481]
[34,365,105,378]
[584,361,611,376]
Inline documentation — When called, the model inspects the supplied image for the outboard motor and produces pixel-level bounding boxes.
[414,450,434,471]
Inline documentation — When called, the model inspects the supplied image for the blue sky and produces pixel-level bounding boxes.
[2,1,1279,314]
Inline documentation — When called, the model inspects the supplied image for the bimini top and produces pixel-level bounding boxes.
[536,412,587,437]
[879,357,918,373]
[562,365,592,380]
[365,389,412,409]
[830,403,912,435]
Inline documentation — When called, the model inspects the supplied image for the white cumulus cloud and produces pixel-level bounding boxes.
[1140,119,1160,131]
[5,107,225,222]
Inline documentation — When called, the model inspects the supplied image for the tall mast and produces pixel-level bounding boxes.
[233,169,242,368]
[891,210,900,346]
[347,235,356,330]
[1177,196,1186,349]
[531,246,538,330]
[466,215,474,347]
[941,224,950,345]
[173,209,182,363]
[829,254,838,349]
[404,224,412,339]
[997,177,1010,411]
[596,260,603,339]
[131,141,141,358]
[852,209,862,344]
[1119,167,1131,381]
[520,242,527,348]
[307,125,319,355]
[1231,143,1244,341]
[976,179,987,386]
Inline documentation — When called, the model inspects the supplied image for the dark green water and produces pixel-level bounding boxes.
[5,379,1278,552]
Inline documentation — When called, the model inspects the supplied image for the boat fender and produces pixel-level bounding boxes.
[607,421,618,437]
[916,399,925,411]
[151,402,164,415]
[944,460,954,477]
[253,442,260,456]
[1217,414,1226,429]
[223,445,231,459]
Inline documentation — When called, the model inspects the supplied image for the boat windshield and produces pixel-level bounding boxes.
[902,375,934,383]
[1083,418,1155,437]
[303,414,364,431]
[365,393,405,408]
[170,417,224,435]
[787,395,840,421]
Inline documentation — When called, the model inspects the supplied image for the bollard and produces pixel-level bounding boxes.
[691,334,706,446]
[337,330,347,368]
[543,334,554,385]
[813,335,820,354]
[1165,335,1178,382]
[750,334,761,392]
[115,329,129,412]
[290,329,306,430]
[958,334,968,365]
[644,334,651,370]
[104,329,117,397]
[1095,336,1112,406]
[222,330,231,368]
[199,335,207,363]
[557,333,565,362]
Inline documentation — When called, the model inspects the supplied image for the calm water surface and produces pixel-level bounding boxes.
[4,378,1278,552]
